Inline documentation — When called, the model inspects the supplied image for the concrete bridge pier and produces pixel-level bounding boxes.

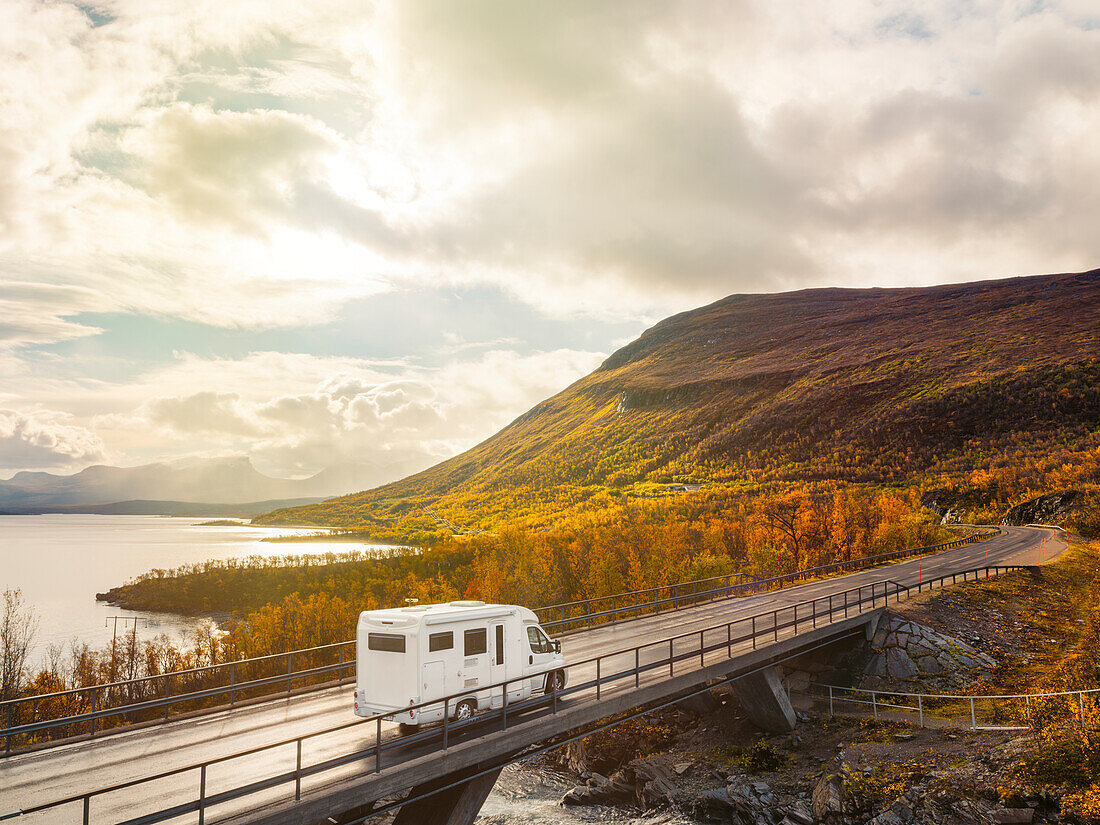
[392,764,505,825]
[733,666,797,732]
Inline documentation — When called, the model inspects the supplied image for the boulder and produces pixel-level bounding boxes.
[993,809,1034,824]
[631,757,676,810]
[865,811,905,825]
[562,786,595,806]
[786,800,814,825]
[692,789,738,822]
[812,772,847,821]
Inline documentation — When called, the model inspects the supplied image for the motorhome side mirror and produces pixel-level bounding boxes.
[554,639,561,653]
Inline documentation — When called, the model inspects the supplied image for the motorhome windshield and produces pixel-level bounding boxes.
[526,626,552,654]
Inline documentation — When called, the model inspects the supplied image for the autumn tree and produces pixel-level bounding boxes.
[1,589,38,700]
[759,492,823,572]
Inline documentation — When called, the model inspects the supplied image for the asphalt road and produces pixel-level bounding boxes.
[0,526,1065,824]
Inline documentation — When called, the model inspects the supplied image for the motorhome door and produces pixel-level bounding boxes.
[422,660,445,721]
[489,623,507,707]
[525,625,556,692]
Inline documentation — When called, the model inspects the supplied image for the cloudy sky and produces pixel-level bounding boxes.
[1,0,1098,480]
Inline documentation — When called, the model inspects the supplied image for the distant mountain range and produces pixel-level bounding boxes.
[0,456,429,515]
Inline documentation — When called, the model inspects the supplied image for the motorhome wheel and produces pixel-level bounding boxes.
[454,699,475,720]
[545,670,565,694]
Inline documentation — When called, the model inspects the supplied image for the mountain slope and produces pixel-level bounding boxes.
[257,270,1100,534]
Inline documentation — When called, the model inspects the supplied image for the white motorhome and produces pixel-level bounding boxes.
[353,600,567,727]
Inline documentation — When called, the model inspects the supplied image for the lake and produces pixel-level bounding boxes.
[0,514,395,659]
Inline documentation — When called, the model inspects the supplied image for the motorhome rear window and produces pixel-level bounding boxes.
[428,632,453,652]
[367,633,406,653]
[464,628,487,656]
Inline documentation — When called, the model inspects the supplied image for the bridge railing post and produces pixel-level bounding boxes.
[295,739,302,800]
[669,640,674,677]
[229,663,235,707]
[375,717,382,772]
[635,649,640,688]
[443,698,449,749]
[970,697,976,729]
[596,659,601,701]
[828,685,833,717]
[198,764,206,825]
[918,695,923,728]
[164,673,170,721]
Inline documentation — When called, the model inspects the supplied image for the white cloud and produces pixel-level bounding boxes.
[0,409,107,473]
[74,347,604,476]
[2,0,1099,476]
[4,0,1099,347]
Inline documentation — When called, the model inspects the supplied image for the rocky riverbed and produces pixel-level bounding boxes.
[533,599,1095,825]
[537,692,1076,825]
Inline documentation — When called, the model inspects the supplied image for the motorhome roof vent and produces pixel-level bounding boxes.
[448,600,486,607]
[400,606,428,612]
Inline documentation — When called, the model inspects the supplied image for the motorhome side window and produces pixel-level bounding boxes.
[367,633,406,653]
[464,628,487,656]
[527,626,551,654]
[428,632,453,652]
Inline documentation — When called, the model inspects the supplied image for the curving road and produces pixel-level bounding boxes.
[0,526,1065,824]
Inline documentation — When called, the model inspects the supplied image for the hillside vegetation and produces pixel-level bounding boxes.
[257,271,1100,540]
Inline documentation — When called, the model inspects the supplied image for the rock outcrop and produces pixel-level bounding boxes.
[863,613,995,690]
[1001,491,1076,527]
[686,777,780,825]
[560,756,677,810]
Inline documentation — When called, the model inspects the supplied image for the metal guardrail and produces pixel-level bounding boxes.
[0,526,1001,753]
[808,682,1099,731]
[1,642,356,755]
[537,527,1002,633]
[12,562,1024,825]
